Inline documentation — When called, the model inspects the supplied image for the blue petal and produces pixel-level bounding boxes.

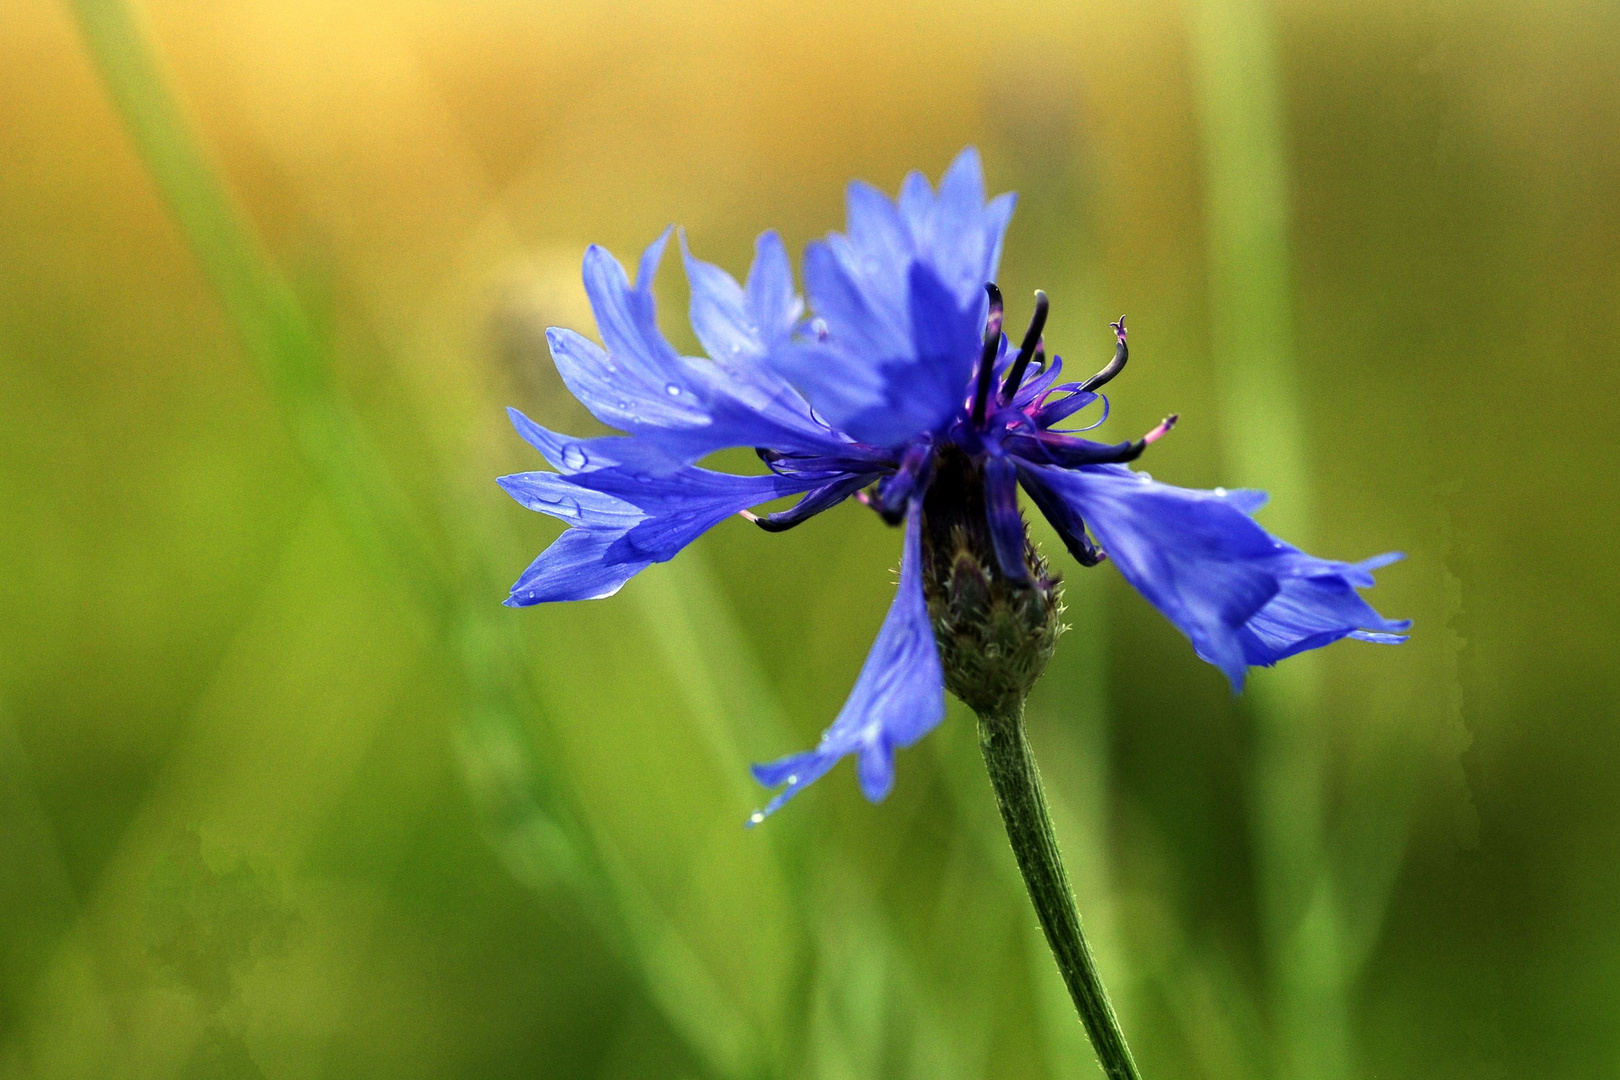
[507,407,618,473]
[893,148,1016,309]
[802,237,911,362]
[496,471,641,526]
[749,504,945,823]
[1238,558,1411,665]
[749,472,878,531]
[681,229,807,370]
[546,236,863,472]
[547,325,705,436]
[1020,463,1407,689]
[581,231,691,391]
[834,263,982,447]
[580,467,825,564]
[984,456,1030,583]
[763,149,1015,449]
[503,462,830,604]
[746,231,802,344]
[681,235,760,366]
[505,528,650,606]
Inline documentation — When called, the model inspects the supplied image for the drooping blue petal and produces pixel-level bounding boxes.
[1020,463,1406,689]
[984,455,1030,583]
[1237,555,1411,665]
[1003,430,1143,468]
[749,504,944,822]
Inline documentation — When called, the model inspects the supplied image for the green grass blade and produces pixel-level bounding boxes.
[1186,1,1350,1075]
[67,3,767,1074]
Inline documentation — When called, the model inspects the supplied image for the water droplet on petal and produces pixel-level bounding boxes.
[1214,486,1227,496]
[665,383,682,397]
[785,774,799,786]
[749,812,765,825]
[560,445,588,470]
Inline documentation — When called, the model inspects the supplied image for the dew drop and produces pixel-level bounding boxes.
[537,494,581,518]
[785,774,799,786]
[560,444,588,470]
[749,812,765,825]
[1214,486,1227,497]
[665,383,682,397]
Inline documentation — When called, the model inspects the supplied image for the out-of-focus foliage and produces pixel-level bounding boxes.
[1,1,1616,1078]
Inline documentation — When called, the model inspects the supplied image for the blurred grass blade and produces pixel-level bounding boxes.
[68,3,768,1075]
[1186,1,1350,1076]
[68,0,452,624]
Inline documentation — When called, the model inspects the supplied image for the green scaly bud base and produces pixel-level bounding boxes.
[920,447,1064,716]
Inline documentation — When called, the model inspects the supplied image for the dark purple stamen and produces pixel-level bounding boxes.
[743,473,879,532]
[1005,414,1178,468]
[1077,316,1129,393]
[999,290,1049,403]
[969,283,1004,427]
[1031,387,1105,429]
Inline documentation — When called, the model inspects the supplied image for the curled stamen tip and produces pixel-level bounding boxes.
[738,509,761,522]
[1111,315,1127,342]
[854,490,873,507]
[1143,413,1179,445]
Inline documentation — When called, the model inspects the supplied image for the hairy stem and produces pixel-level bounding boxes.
[977,699,1142,1080]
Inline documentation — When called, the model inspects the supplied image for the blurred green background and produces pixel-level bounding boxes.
[2,0,1617,1076]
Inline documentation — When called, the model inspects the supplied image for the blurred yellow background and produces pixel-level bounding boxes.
[2,0,1617,1077]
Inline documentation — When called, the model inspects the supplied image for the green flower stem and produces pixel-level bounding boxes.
[977,698,1142,1080]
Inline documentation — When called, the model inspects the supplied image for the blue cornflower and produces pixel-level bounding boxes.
[500,148,1409,823]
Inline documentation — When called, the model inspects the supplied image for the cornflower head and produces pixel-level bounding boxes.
[499,148,1409,825]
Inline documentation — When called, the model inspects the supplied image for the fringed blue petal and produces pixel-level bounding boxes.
[748,504,944,823]
[764,148,1014,449]
[1021,463,1407,690]
[536,237,863,472]
[501,462,828,603]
